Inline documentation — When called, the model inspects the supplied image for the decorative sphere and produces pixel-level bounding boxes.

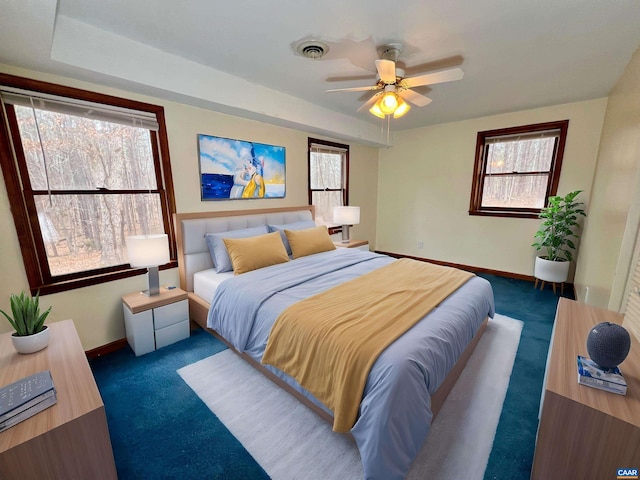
[586,322,631,369]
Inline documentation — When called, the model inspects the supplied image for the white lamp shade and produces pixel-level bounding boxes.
[126,234,170,267]
[333,206,360,225]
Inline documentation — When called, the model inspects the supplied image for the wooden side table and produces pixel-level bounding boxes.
[333,239,369,251]
[122,287,189,356]
[0,320,117,479]
[531,298,640,478]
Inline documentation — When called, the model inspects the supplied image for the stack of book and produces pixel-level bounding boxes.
[577,355,627,395]
[0,370,57,432]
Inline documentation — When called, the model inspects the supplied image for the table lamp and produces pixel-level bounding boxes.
[126,234,170,296]
[333,206,360,243]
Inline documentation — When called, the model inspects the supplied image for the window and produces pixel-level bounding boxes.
[308,138,349,229]
[469,120,569,218]
[0,73,176,295]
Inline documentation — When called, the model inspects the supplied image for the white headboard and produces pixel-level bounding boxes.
[174,206,315,292]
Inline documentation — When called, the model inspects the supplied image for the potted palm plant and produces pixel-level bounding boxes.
[532,190,587,285]
[0,291,52,354]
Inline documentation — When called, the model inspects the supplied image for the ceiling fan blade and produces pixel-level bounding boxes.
[403,55,464,76]
[401,68,464,89]
[398,89,432,107]
[325,85,381,93]
[357,92,382,112]
[375,59,396,84]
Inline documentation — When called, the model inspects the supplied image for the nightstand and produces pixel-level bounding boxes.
[122,287,189,356]
[333,239,369,251]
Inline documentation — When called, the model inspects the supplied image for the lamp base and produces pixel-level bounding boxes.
[140,289,160,297]
[341,225,350,243]
[142,266,161,296]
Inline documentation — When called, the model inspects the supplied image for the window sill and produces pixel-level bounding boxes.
[468,210,541,219]
[34,261,178,296]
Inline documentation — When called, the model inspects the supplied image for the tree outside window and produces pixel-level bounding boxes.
[308,138,349,229]
[0,73,176,294]
[469,120,569,218]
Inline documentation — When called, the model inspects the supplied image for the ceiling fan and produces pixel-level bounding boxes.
[325,43,464,119]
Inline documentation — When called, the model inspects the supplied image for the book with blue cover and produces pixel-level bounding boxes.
[577,355,627,395]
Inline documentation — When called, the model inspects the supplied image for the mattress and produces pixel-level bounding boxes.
[193,269,234,302]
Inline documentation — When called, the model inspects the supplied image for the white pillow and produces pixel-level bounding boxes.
[268,220,317,255]
[205,225,269,273]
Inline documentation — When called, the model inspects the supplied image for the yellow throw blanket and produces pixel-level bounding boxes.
[261,258,474,432]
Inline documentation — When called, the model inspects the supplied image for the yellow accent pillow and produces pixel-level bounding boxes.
[224,232,289,275]
[285,225,336,259]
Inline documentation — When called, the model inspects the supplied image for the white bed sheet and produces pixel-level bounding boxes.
[193,268,235,303]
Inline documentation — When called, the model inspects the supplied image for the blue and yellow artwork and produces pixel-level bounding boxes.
[198,134,286,200]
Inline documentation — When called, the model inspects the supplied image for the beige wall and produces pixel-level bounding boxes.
[166,103,378,243]
[575,47,640,312]
[376,99,607,277]
[6,48,638,350]
[0,64,378,349]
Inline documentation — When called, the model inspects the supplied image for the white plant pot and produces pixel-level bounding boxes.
[11,325,50,354]
[534,256,570,283]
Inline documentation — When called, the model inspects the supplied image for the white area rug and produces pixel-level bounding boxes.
[178,314,523,480]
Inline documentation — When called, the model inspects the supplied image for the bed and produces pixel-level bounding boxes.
[174,206,495,480]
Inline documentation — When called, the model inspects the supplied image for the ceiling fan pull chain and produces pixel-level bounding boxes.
[386,114,391,145]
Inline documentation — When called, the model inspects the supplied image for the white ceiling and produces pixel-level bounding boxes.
[1,0,639,147]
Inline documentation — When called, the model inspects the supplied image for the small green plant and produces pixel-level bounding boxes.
[0,291,51,336]
[532,190,586,262]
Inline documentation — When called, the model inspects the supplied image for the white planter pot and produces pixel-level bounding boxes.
[11,325,50,354]
[534,256,570,283]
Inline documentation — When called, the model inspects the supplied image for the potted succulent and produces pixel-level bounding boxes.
[0,291,52,354]
[532,190,587,284]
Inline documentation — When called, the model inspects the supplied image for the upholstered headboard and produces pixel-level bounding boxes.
[173,206,315,292]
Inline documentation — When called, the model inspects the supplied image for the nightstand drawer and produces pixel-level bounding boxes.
[123,307,154,356]
[155,319,189,349]
[153,299,188,330]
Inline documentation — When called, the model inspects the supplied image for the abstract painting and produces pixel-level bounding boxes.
[198,134,286,200]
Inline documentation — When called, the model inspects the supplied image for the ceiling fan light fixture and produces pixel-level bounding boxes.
[327,42,464,124]
[393,98,410,118]
[369,101,385,119]
[379,91,398,114]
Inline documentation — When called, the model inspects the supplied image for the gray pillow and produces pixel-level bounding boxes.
[268,220,317,255]
[205,225,269,273]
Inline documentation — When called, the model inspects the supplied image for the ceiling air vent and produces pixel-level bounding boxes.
[296,41,329,59]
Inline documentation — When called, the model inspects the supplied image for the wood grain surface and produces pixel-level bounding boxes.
[531,298,640,479]
[0,320,117,479]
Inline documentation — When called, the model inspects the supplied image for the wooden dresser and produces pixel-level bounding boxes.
[0,320,117,479]
[531,298,640,479]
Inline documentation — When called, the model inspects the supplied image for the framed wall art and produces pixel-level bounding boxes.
[197,134,286,200]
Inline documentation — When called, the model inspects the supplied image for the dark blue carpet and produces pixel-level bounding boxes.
[480,274,572,480]
[90,329,269,480]
[90,275,568,479]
